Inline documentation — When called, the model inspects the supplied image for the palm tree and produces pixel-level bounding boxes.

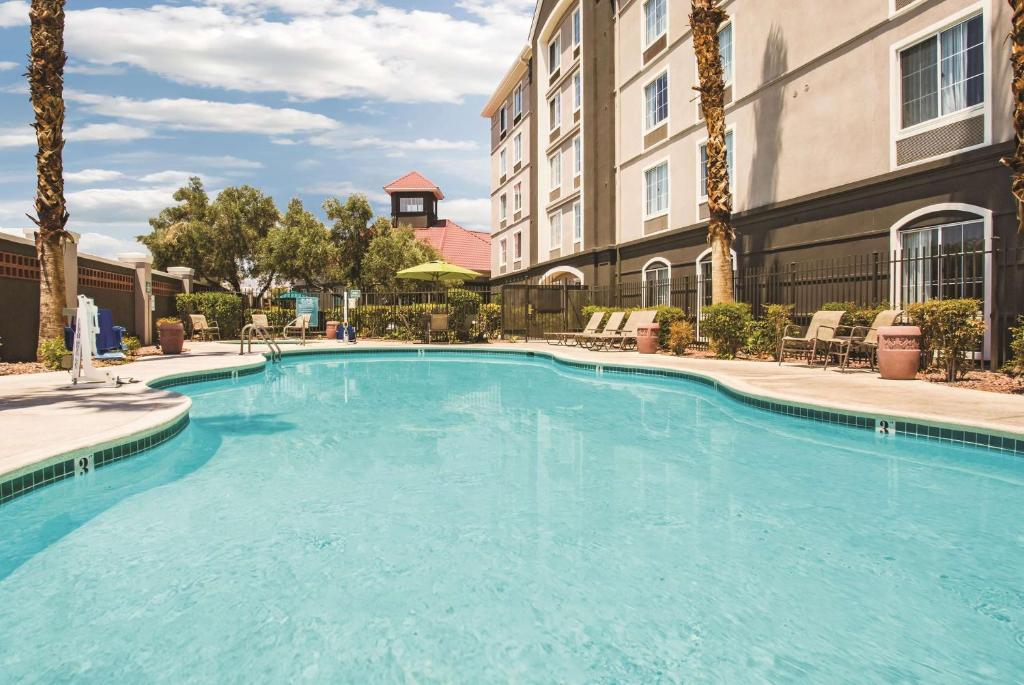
[28,0,71,358]
[691,0,735,303]
[1003,0,1024,234]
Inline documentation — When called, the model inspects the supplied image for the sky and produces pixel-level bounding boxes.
[0,0,533,258]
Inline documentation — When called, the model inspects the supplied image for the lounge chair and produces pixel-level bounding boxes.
[824,309,904,371]
[189,314,220,341]
[777,310,845,365]
[544,312,605,346]
[575,311,625,348]
[251,313,277,336]
[426,313,449,343]
[588,310,657,351]
[282,314,311,343]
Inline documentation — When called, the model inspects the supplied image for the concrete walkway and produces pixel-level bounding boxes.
[1,339,1021,480]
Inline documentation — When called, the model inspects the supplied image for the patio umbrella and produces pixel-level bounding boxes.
[396,260,480,285]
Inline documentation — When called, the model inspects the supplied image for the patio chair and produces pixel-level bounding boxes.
[588,310,657,351]
[544,312,605,346]
[251,313,277,337]
[282,314,311,344]
[426,313,450,343]
[777,310,845,365]
[824,309,904,371]
[575,311,625,348]
[189,314,220,341]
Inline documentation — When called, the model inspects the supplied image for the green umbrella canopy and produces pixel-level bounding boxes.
[276,291,308,300]
[396,260,481,283]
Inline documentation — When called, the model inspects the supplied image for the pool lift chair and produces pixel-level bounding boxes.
[67,295,131,388]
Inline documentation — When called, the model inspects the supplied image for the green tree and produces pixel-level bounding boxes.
[361,224,439,290]
[139,179,279,292]
[259,198,340,292]
[323,193,378,287]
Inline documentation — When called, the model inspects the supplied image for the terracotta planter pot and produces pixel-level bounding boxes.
[325,321,340,341]
[876,326,921,380]
[159,323,185,355]
[636,324,660,354]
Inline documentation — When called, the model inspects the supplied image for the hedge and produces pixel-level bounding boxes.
[176,292,245,338]
[906,298,984,381]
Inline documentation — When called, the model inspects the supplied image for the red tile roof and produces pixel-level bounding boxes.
[384,171,444,200]
[415,220,491,275]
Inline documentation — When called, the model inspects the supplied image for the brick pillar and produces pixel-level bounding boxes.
[118,252,154,345]
[167,266,195,293]
[22,229,79,309]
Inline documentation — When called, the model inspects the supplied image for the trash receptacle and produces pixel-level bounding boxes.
[636,324,660,354]
[325,321,340,341]
[876,326,921,380]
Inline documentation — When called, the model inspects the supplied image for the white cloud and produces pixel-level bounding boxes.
[0,126,33,148]
[63,186,178,224]
[65,169,125,184]
[0,61,18,72]
[69,91,341,135]
[0,2,28,29]
[443,198,491,232]
[70,123,152,143]
[302,180,390,204]
[138,170,222,187]
[65,2,532,103]
[188,155,264,170]
[77,231,139,259]
[309,131,477,155]
[65,63,126,76]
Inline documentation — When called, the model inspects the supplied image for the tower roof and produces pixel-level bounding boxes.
[383,171,444,200]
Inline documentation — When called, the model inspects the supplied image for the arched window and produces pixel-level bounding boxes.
[539,266,584,286]
[695,247,738,339]
[642,257,671,307]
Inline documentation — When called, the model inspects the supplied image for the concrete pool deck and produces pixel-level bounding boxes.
[1,339,1022,482]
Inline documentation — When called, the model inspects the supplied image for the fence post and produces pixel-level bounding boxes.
[118,252,154,345]
[871,252,880,305]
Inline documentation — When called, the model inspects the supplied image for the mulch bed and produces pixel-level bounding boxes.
[0,346,168,377]
[919,369,1024,395]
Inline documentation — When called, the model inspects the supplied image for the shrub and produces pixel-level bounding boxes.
[667,320,695,355]
[1004,316,1024,376]
[821,301,890,328]
[123,336,141,356]
[474,303,502,341]
[38,337,69,370]
[250,307,293,329]
[906,299,985,382]
[176,292,244,338]
[701,302,751,359]
[447,288,483,341]
[745,304,793,359]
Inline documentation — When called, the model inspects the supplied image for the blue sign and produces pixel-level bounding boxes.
[296,296,319,327]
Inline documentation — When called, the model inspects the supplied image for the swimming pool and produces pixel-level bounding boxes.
[1,352,1021,682]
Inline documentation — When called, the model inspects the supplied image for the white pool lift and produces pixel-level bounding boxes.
[69,295,118,387]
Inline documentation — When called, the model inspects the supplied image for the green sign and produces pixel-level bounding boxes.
[296,296,319,327]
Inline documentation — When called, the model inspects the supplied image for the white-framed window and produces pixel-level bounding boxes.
[549,35,561,74]
[550,94,561,131]
[644,161,669,217]
[513,231,522,260]
[573,71,582,111]
[644,71,668,130]
[550,212,562,248]
[899,13,983,130]
[643,258,671,307]
[719,22,734,85]
[499,106,507,134]
[399,197,424,213]
[499,148,507,176]
[644,0,667,46]
[699,130,735,200]
[572,7,582,47]
[573,135,582,176]
[499,238,508,266]
[550,151,562,190]
[899,219,985,305]
[513,133,522,163]
[513,182,522,211]
[573,201,583,243]
[500,193,507,221]
[513,84,523,117]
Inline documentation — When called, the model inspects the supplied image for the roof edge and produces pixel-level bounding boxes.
[480,45,532,118]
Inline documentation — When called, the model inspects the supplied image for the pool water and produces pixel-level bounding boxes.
[1,354,1022,682]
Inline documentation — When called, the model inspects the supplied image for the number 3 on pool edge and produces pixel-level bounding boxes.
[877,419,892,436]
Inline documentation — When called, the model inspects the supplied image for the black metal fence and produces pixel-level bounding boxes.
[501,246,1024,366]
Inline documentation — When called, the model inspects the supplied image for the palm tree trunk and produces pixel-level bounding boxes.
[1002,0,1024,234]
[691,0,735,303]
[28,0,71,357]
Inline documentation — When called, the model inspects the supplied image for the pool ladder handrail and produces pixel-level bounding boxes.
[240,324,282,363]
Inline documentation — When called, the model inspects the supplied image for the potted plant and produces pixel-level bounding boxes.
[157,317,186,355]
